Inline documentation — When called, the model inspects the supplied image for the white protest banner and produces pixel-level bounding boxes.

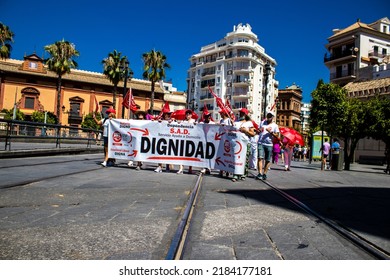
[107,119,248,174]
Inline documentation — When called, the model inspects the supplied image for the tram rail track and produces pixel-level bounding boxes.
[167,172,389,260]
[260,179,390,260]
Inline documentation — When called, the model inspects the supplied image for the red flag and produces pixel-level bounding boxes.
[269,97,278,112]
[94,95,99,113]
[200,102,214,122]
[156,101,170,120]
[208,85,226,111]
[122,88,138,113]
[225,98,236,121]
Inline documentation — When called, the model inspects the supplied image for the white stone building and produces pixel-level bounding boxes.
[324,17,390,86]
[186,23,278,123]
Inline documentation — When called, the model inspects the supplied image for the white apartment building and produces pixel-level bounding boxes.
[186,23,278,124]
[324,17,390,86]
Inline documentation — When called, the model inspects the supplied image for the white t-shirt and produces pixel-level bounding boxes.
[234,120,254,142]
[102,118,109,137]
[258,120,279,146]
[220,117,233,126]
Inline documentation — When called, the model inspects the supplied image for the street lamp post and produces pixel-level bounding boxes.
[263,63,271,119]
[189,98,198,111]
[121,59,134,119]
[300,111,305,133]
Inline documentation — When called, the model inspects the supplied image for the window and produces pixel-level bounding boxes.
[373,46,379,55]
[70,103,80,117]
[25,97,35,109]
[29,62,38,69]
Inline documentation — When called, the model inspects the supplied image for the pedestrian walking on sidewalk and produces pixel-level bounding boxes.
[320,140,331,170]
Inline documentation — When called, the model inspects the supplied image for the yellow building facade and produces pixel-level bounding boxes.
[0,54,186,125]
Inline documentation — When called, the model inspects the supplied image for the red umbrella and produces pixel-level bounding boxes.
[171,109,199,121]
[279,127,304,146]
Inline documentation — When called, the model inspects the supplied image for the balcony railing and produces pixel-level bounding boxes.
[368,51,387,59]
[330,69,355,80]
[324,50,355,62]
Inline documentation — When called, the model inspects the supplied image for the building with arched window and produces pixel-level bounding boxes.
[0,54,186,126]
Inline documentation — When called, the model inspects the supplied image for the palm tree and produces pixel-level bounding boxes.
[102,50,128,110]
[44,39,79,122]
[0,22,14,60]
[142,49,170,113]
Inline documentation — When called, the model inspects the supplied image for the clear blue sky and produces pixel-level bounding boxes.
[1,0,389,102]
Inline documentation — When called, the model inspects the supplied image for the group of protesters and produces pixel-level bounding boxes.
[94,104,302,182]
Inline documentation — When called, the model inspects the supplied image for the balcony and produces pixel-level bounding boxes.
[201,71,216,77]
[232,91,249,97]
[368,51,387,61]
[324,49,356,64]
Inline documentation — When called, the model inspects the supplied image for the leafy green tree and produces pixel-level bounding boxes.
[44,39,79,122]
[31,111,57,124]
[81,112,101,131]
[309,81,346,137]
[366,96,390,170]
[1,108,24,120]
[142,49,170,113]
[102,50,127,110]
[0,22,14,60]
[337,98,371,170]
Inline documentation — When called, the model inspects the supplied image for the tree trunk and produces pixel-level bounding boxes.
[113,85,117,110]
[56,75,62,124]
[150,82,155,114]
[344,138,358,171]
[343,137,350,170]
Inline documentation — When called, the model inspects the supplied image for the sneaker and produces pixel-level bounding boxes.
[232,175,238,182]
[201,168,206,174]
[263,174,267,180]
[127,161,134,167]
[177,168,183,174]
[240,176,246,181]
[101,161,107,167]
[154,166,162,173]
[256,173,263,180]
[135,166,141,171]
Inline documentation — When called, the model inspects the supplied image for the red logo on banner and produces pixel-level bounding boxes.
[112,131,122,143]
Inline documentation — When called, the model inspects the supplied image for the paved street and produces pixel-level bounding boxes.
[0,146,389,260]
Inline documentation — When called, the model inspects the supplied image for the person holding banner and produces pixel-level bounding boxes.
[177,109,196,174]
[154,108,175,173]
[199,112,215,174]
[93,108,116,167]
[218,109,233,178]
[232,108,256,182]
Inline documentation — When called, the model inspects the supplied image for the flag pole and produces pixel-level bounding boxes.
[128,87,132,119]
